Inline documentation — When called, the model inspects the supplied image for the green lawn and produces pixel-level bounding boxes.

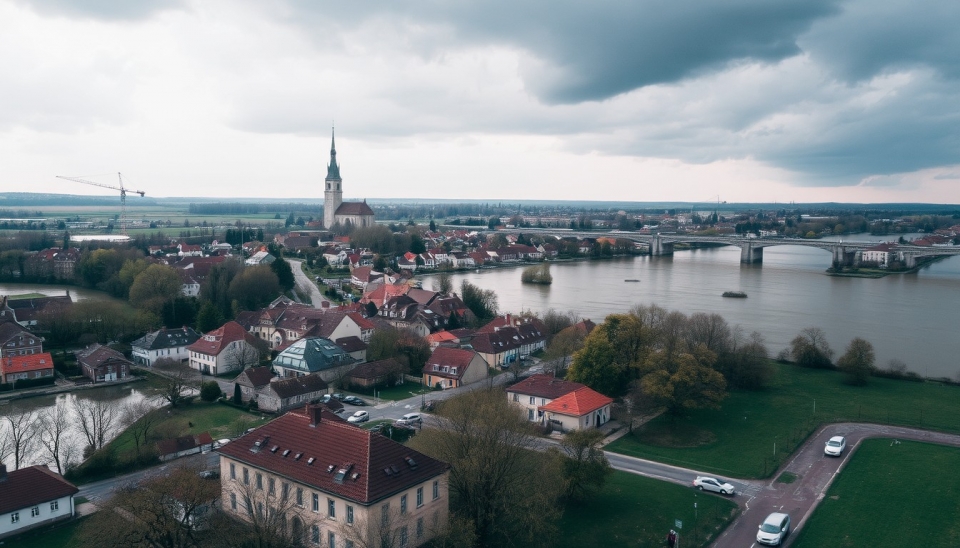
[792,439,960,547]
[556,470,738,548]
[349,381,434,402]
[9,516,86,548]
[606,363,960,478]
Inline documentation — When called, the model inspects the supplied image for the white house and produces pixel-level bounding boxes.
[187,321,262,376]
[131,327,201,366]
[0,464,78,539]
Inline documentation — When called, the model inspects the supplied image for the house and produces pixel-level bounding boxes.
[471,314,548,367]
[230,366,276,403]
[178,243,203,257]
[350,266,383,289]
[0,319,43,358]
[422,347,488,390]
[540,387,613,432]
[1,352,55,385]
[23,247,81,281]
[131,327,201,366]
[256,374,329,413]
[216,405,449,548]
[506,374,586,423]
[271,337,355,383]
[76,344,133,384]
[0,464,79,539]
[0,294,72,327]
[425,330,459,349]
[246,250,276,266]
[158,432,215,462]
[345,358,405,388]
[859,242,901,268]
[334,336,367,362]
[177,270,201,297]
[187,322,262,376]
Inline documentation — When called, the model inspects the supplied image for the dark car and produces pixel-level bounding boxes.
[343,396,367,406]
[332,393,346,401]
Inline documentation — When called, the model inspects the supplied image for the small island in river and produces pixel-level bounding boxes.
[722,291,748,298]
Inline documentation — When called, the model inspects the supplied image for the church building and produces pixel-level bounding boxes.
[323,129,375,230]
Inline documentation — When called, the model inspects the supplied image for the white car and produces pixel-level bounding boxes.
[824,435,846,457]
[396,413,422,426]
[756,512,790,546]
[347,410,369,423]
[213,438,231,448]
[692,476,735,495]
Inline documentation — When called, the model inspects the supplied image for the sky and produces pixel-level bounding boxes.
[3,0,960,204]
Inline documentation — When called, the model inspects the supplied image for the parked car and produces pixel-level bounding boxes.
[198,469,220,479]
[692,476,735,496]
[347,410,369,423]
[213,438,231,449]
[319,394,332,404]
[332,393,346,401]
[756,512,791,546]
[343,396,367,406]
[396,413,422,426]
[333,408,347,417]
[824,435,846,457]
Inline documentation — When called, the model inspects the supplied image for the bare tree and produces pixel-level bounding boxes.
[38,399,78,475]
[225,472,307,547]
[4,408,38,470]
[0,425,11,466]
[122,399,163,460]
[74,398,119,454]
[335,501,416,548]
[220,342,263,374]
[154,358,200,408]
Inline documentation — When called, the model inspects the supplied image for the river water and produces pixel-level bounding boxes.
[440,235,960,380]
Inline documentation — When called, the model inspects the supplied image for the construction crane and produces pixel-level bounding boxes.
[56,173,145,235]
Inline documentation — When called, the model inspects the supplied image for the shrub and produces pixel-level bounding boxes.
[200,381,221,402]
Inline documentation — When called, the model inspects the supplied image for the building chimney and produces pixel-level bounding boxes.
[506,313,512,327]
[308,404,323,427]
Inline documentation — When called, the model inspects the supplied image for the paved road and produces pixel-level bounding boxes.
[77,451,220,507]
[287,259,332,309]
[711,423,960,547]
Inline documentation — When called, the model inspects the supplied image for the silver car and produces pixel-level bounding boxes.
[824,435,846,457]
[692,476,735,495]
[757,512,790,546]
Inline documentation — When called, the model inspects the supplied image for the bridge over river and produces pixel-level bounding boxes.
[505,228,960,267]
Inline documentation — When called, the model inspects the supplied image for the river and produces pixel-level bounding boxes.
[439,235,960,380]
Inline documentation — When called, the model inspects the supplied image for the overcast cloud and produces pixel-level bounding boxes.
[3,0,959,203]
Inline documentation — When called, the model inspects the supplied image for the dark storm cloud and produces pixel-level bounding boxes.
[15,0,183,19]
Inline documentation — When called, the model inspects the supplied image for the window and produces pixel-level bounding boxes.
[433,480,439,500]
[243,468,249,485]
[282,482,289,499]
[268,477,275,494]
[512,393,518,402]
[416,487,423,507]
[400,494,407,514]
[381,503,390,526]
[10,512,18,523]
[312,525,320,544]
[257,502,264,517]
[31,506,40,517]
[346,541,355,548]
[328,531,336,548]
[230,463,236,480]
[346,505,354,525]
[256,473,263,490]
[417,517,424,539]
[313,493,320,512]
[399,526,408,547]
[297,487,304,507]
[50,500,59,512]
[529,396,535,404]
[231,493,237,510]
[328,498,336,518]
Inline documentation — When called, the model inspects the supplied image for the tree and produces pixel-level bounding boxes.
[407,389,561,547]
[433,271,453,295]
[196,301,225,334]
[790,327,834,368]
[639,347,728,415]
[221,340,265,373]
[38,400,78,475]
[76,466,221,548]
[74,398,119,454]
[269,256,295,292]
[542,321,588,375]
[429,219,437,232]
[459,280,498,326]
[122,399,162,461]
[222,469,306,547]
[721,330,773,390]
[837,337,875,386]
[4,408,38,469]
[130,264,183,317]
[565,314,643,397]
[154,358,200,407]
[200,381,222,402]
[228,265,281,311]
[233,383,243,405]
[550,429,611,503]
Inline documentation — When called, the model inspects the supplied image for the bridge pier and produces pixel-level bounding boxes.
[832,245,856,267]
[904,254,917,268]
[651,235,674,256]
[740,243,763,264]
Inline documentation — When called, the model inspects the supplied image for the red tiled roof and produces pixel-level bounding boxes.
[217,406,448,505]
[187,321,257,357]
[234,366,275,388]
[335,201,375,216]
[0,465,78,515]
[539,386,613,417]
[2,352,54,375]
[346,312,375,331]
[507,374,585,399]
[76,344,132,369]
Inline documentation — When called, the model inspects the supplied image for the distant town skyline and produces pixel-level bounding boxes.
[3,1,960,203]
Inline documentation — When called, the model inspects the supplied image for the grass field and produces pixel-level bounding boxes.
[349,381,434,402]
[556,470,738,548]
[792,439,960,547]
[606,363,960,478]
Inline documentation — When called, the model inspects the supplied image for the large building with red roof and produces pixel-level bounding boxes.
[506,374,586,423]
[0,464,79,539]
[217,406,448,547]
[422,347,488,390]
[540,387,613,432]
[0,351,54,384]
[76,344,132,384]
[187,321,262,375]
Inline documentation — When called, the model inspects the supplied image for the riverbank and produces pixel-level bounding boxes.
[0,375,147,404]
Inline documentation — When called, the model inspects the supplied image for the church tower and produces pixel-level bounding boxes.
[323,128,343,229]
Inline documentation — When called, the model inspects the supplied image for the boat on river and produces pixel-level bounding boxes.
[722,291,747,298]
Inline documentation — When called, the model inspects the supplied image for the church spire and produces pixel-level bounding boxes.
[326,126,341,180]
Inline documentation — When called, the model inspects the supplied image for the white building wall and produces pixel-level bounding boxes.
[0,495,74,539]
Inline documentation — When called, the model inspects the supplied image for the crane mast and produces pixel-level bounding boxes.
[56,173,146,235]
